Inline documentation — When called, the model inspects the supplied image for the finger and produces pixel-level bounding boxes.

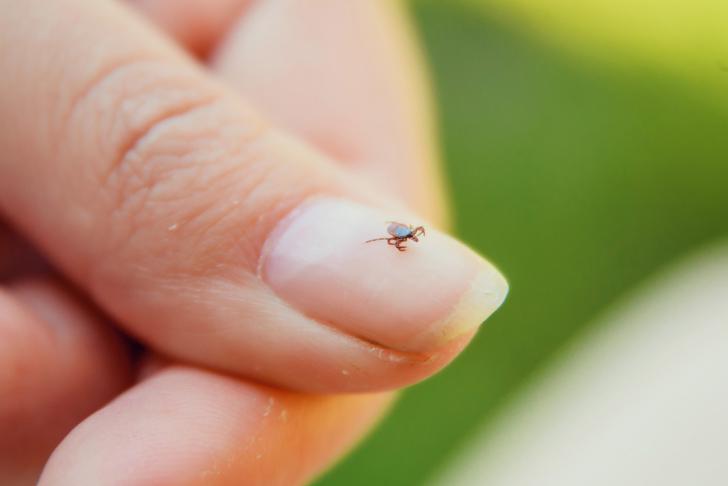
[127,0,250,57]
[212,0,449,223]
[0,0,507,392]
[0,278,132,484]
[39,366,392,486]
[133,0,448,224]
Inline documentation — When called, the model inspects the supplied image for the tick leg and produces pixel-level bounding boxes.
[387,238,398,246]
[395,240,407,251]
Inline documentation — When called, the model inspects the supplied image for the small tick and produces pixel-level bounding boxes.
[365,222,425,252]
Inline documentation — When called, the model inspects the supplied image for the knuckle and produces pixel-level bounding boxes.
[101,98,271,272]
[59,56,273,268]
[65,58,329,282]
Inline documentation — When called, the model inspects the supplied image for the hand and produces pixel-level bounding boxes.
[0,1,508,484]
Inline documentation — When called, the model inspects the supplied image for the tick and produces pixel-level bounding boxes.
[365,222,426,252]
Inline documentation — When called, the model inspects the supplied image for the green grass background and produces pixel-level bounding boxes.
[316,2,728,485]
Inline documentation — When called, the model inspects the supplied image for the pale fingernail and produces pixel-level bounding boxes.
[260,198,508,352]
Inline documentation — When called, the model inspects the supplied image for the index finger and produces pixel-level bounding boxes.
[0,0,507,392]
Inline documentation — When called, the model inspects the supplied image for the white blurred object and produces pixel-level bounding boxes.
[432,243,728,486]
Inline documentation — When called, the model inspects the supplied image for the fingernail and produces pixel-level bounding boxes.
[260,198,508,352]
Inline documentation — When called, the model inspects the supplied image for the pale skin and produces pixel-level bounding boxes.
[0,1,506,485]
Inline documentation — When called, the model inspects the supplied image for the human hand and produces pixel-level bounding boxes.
[0,1,507,484]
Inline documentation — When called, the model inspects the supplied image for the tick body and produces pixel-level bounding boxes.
[365,222,426,252]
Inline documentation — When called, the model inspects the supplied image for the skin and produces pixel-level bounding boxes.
[0,1,499,484]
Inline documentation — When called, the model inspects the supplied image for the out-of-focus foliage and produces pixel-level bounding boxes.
[466,0,728,106]
[316,1,728,485]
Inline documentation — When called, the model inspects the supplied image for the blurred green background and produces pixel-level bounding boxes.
[317,1,728,485]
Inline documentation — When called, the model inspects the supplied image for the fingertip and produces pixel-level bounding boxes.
[39,367,392,486]
[261,197,508,353]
